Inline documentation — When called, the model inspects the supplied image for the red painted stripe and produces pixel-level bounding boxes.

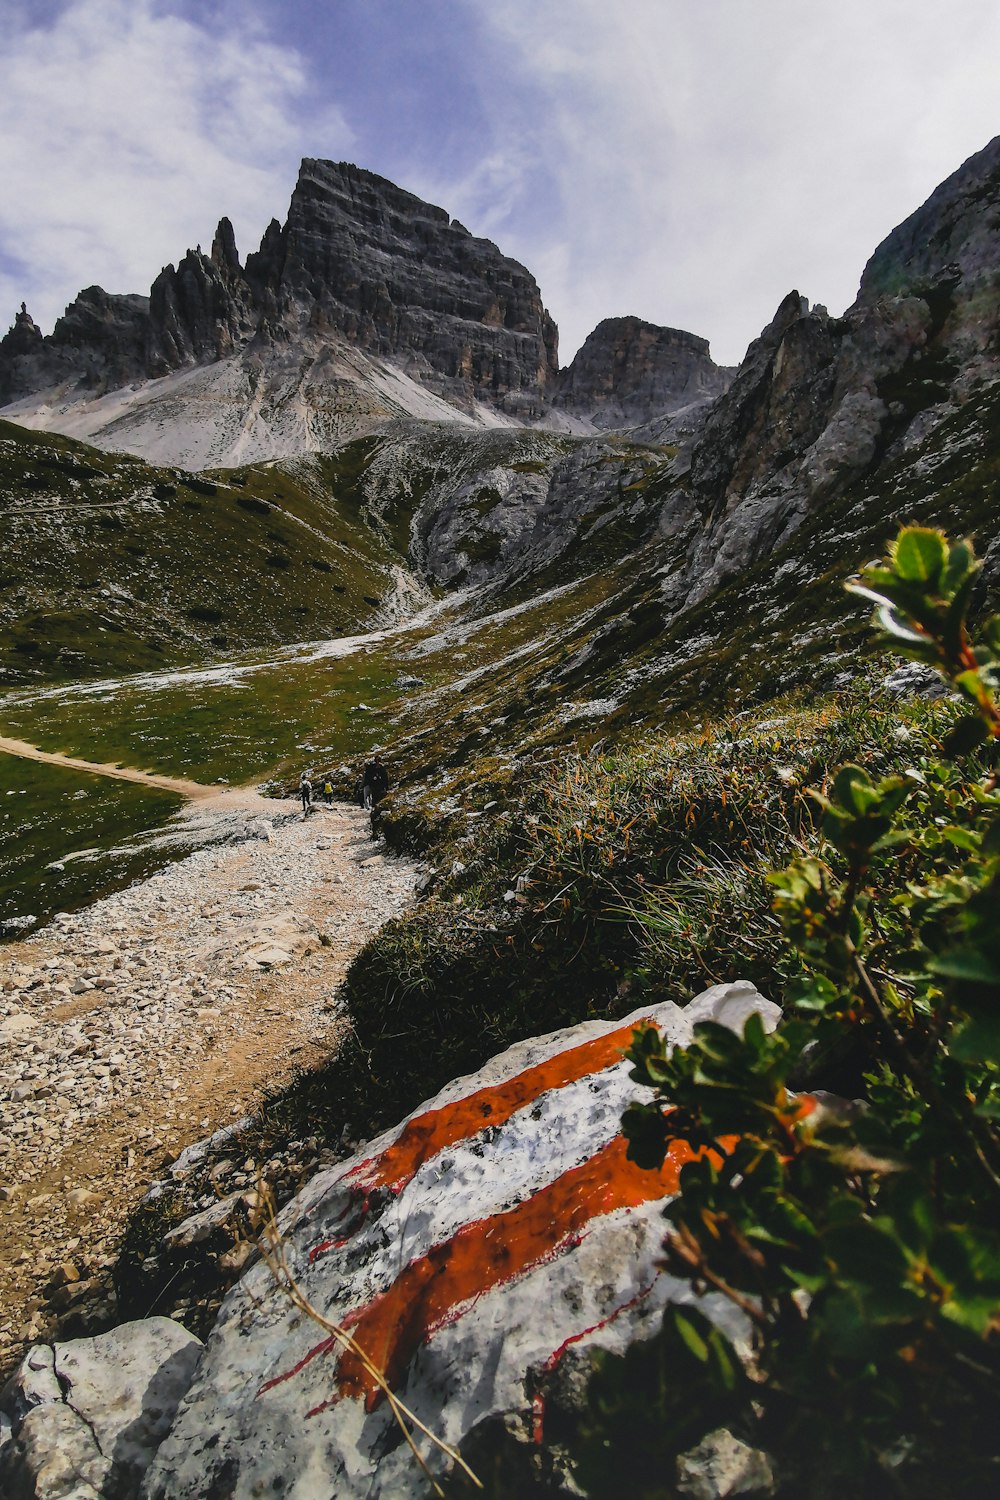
[531,1280,658,1444]
[345,1019,655,1195]
[258,1334,337,1397]
[304,1131,716,1414]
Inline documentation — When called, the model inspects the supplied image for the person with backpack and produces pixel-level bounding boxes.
[299,772,312,814]
[361,753,389,810]
[322,777,334,806]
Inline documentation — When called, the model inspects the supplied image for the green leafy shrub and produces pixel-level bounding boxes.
[585,527,1000,1499]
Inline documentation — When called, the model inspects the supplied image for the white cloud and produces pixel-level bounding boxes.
[449,0,1000,364]
[3,0,998,375]
[0,0,352,333]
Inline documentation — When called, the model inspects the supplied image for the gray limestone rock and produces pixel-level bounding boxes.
[553,315,732,428]
[676,1427,775,1499]
[140,983,778,1499]
[268,158,560,406]
[0,1402,107,1499]
[686,135,1000,571]
[0,1319,202,1500]
[0,159,560,415]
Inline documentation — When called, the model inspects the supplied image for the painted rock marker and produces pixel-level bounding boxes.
[142,980,779,1498]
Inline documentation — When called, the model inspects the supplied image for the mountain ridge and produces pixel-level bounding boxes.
[0,159,731,460]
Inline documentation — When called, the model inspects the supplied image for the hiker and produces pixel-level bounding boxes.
[361,753,389,810]
[322,777,334,807]
[299,772,312,813]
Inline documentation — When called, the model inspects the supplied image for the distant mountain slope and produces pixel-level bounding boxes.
[552,316,733,429]
[0,418,424,684]
[683,135,1000,597]
[1,137,997,725]
[0,414,675,686]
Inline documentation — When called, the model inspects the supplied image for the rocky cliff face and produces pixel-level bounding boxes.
[0,161,560,417]
[0,289,151,405]
[1,160,732,444]
[857,134,1000,332]
[263,159,561,407]
[678,135,1000,597]
[552,315,732,429]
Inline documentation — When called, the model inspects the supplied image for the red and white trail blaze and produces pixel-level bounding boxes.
[143,981,779,1499]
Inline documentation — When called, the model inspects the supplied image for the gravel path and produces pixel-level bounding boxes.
[0,790,420,1379]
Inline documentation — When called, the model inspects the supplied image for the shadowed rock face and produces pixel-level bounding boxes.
[857,135,1000,312]
[552,316,732,428]
[0,160,560,413]
[680,135,1000,595]
[0,287,151,403]
[264,159,561,403]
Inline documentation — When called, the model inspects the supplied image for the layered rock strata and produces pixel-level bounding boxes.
[552,315,732,428]
[1,160,734,438]
[0,162,560,414]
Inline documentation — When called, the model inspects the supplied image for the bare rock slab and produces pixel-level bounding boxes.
[142,981,778,1498]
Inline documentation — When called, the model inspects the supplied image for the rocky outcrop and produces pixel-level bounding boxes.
[855,132,1000,373]
[0,161,560,417]
[0,1319,201,1499]
[263,159,560,406]
[0,985,781,1495]
[681,135,1000,596]
[1,159,736,444]
[0,288,150,404]
[146,218,259,374]
[3,981,776,1498]
[553,316,732,428]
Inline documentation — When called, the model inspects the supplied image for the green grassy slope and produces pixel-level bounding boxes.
[3,384,996,811]
[0,752,184,935]
[0,419,413,685]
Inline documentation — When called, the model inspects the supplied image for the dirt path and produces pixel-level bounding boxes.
[0,734,234,801]
[0,796,421,1380]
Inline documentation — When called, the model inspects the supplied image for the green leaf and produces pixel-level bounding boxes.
[939,825,982,853]
[942,538,977,597]
[893,526,947,585]
[942,714,991,758]
[672,1309,710,1363]
[929,949,1000,984]
[941,1295,1000,1336]
[622,1103,670,1171]
[824,1221,910,1291]
[789,974,841,1013]
[951,1012,1000,1064]
[955,668,989,705]
[832,765,876,815]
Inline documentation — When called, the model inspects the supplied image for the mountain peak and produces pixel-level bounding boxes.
[552,314,730,428]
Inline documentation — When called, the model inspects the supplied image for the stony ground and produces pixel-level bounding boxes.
[0,789,421,1381]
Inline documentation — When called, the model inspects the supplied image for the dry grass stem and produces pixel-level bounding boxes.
[248,1182,484,1497]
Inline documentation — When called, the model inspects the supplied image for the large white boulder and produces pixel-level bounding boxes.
[142,981,778,1498]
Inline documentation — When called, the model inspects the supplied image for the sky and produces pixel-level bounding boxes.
[1,0,998,368]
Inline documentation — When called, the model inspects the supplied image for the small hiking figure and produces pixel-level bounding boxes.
[299,772,312,814]
[361,753,389,810]
[323,777,333,806]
